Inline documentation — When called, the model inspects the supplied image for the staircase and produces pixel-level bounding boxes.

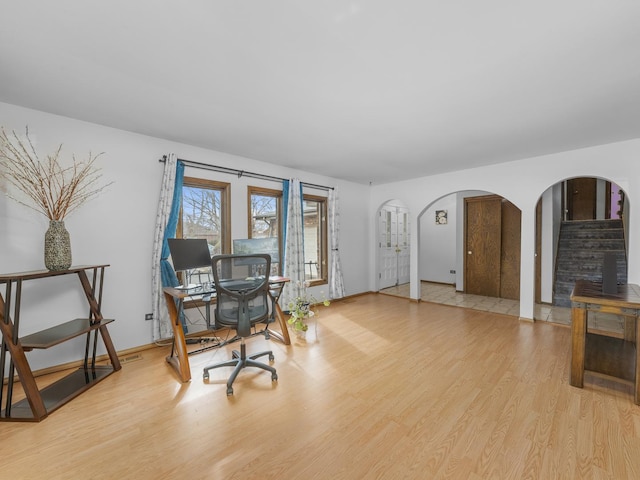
[553,219,627,307]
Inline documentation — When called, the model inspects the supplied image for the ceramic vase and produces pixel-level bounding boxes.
[44,220,72,271]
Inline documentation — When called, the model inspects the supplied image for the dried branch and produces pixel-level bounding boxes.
[0,127,113,221]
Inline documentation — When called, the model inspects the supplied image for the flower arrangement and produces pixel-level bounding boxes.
[287,281,330,332]
[0,126,111,220]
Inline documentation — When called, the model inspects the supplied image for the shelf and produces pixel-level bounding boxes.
[0,265,110,282]
[0,365,115,421]
[20,318,115,350]
[0,265,121,421]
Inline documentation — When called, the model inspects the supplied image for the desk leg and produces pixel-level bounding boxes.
[164,292,191,382]
[570,305,587,388]
[267,284,291,345]
[267,301,291,345]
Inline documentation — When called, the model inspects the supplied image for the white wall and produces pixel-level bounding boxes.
[370,138,640,320]
[419,194,457,285]
[0,102,370,371]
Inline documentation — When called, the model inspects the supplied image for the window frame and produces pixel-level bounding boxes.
[177,176,231,254]
[176,176,231,306]
[247,185,328,286]
[247,186,283,275]
[302,193,328,287]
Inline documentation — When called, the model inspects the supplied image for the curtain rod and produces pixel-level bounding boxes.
[159,156,333,191]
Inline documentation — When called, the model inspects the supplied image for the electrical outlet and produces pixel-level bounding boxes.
[144,313,153,321]
[449,269,456,274]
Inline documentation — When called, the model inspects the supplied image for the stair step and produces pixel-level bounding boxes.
[560,228,622,238]
[561,219,623,229]
[557,257,626,268]
[556,272,627,282]
[556,249,625,258]
[558,239,625,249]
[556,259,627,270]
[554,298,573,308]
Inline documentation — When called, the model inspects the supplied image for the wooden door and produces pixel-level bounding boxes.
[567,178,596,220]
[464,196,501,297]
[500,199,521,300]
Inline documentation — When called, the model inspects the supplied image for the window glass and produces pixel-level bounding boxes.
[249,187,282,275]
[402,212,409,246]
[178,177,230,284]
[248,187,328,284]
[302,195,327,284]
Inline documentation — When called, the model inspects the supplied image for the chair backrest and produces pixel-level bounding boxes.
[211,254,271,337]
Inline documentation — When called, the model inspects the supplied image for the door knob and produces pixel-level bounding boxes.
[468,251,472,254]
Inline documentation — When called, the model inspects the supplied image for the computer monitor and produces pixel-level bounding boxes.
[232,237,279,263]
[167,238,212,289]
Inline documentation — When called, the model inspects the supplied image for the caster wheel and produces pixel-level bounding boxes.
[226,387,234,396]
[269,353,274,361]
[272,373,278,381]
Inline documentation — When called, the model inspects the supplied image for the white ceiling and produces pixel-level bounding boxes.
[1,1,639,185]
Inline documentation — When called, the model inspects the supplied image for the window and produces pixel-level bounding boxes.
[302,195,327,285]
[248,187,282,275]
[248,186,327,285]
[178,177,230,284]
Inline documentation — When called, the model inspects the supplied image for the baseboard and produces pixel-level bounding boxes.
[2,342,162,384]
[420,280,455,287]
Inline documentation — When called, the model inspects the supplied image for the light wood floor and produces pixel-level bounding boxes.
[3,294,640,479]
[381,281,626,334]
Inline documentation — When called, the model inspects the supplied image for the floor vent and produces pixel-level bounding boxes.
[116,353,143,364]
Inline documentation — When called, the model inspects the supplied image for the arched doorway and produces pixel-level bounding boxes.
[534,176,629,330]
[380,191,522,317]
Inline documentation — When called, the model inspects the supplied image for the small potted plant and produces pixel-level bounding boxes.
[287,281,330,335]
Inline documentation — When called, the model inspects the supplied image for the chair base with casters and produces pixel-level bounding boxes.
[203,337,278,395]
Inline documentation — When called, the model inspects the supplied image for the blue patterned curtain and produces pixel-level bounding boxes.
[282,178,305,307]
[282,179,289,260]
[160,161,184,288]
[151,154,184,340]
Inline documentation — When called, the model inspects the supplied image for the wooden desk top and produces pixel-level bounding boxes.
[268,276,290,284]
[571,280,640,309]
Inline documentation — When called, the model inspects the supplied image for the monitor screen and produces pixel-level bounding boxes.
[232,237,279,263]
[167,238,212,271]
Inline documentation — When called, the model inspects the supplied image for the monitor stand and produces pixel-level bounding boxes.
[175,270,197,290]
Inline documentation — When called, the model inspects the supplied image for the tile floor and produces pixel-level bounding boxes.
[380,282,626,336]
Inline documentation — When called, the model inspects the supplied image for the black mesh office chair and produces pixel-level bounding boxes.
[203,254,278,395]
